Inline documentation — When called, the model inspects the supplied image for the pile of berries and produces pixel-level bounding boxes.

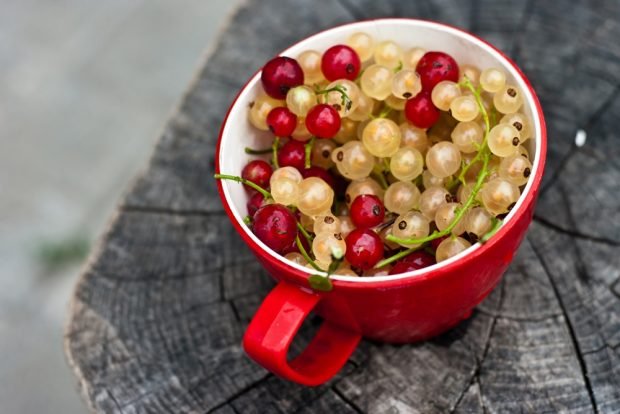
[217,32,533,282]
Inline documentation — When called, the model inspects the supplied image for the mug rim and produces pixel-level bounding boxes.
[215,18,547,285]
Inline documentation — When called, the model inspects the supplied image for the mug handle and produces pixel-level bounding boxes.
[243,281,361,386]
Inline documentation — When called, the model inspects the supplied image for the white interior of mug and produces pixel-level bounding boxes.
[218,19,543,281]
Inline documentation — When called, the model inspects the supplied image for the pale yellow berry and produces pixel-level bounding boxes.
[392,211,430,248]
[493,85,523,114]
[384,181,421,214]
[436,237,471,262]
[348,92,375,122]
[362,118,402,157]
[479,178,520,215]
[451,121,483,153]
[400,122,430,154]
[450,95,480,122]
[403,47,426,69]
[392,69,422,99]
[422,170,447,189]
[431,81,461,111]
[297,50,324,84]
[291,116,313,142]
[464,207,493,238]
[426,142,462,178]
[390,147,424,181]
[249,93,283,130]
[500,112,532,142]
[480,68,506,93]
[360,64,394,100]
[286,85,316,117]
[488,123,521,157]
[345,177,385,206]
[346,32,374,62]
[499,154,533,186]
[459,64,480,85]
[419,186,451,219]
[297,177,334,216]
[321,79,360,117]
[332,141,375,180]
[434,202,466,235]
[374,40,403,68]
[314,214,341,235]
[285,252,307,266]
[312,232,346,263]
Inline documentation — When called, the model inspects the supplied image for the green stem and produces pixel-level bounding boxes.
[214,174,272,199]
[372,171,389,190]
[296,235,323,271]
[272,137,280,168]
[315,85,352,111]
[386,78,493,247]
[374,246,421,269]
[304,137,315,169]
[243,216,252,225]
[245,147,272,155]
[297,222,314,245]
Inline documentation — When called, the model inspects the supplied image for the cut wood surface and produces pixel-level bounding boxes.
[65,0,620,412]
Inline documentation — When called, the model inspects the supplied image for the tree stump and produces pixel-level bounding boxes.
[65,1,620,412]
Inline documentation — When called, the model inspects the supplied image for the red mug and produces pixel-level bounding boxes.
[215,19,546,386]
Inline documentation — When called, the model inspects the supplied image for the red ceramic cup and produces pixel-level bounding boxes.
[216,19,546,386]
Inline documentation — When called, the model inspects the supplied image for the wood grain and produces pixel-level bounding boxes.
[66,0,620,412]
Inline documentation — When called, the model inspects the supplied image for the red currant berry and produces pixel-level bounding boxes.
[345,229,384,270]
[416,51,459,90]
[266,107,297,136]
[246,192,266,217]
[241,159,272,190]
[305,104,341,139]
[389,251,436,275]
[302,166,335,189]
[252,204,297,254]
[261,56,304,99]
[277,140,306,171]
[350,195,385,228]
[405,92,440,129]
[321,45,361,81]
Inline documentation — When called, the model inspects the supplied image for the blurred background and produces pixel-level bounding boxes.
[0,0,240,411]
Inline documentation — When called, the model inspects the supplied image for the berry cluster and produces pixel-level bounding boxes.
[217,32,534,287]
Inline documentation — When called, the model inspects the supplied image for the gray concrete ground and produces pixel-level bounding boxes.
[0,0,241,411]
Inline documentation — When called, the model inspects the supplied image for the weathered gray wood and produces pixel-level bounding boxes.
[66,0,620,412]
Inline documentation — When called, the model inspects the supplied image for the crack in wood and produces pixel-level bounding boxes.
[532,215,620,246]
[475,307,563,322]
[204,374,272,414]
[530,237,599,414]
[451,279,505,413]
[330,386,365,414]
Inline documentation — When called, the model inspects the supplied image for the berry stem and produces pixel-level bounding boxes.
[304,136,315,169]
[243,216,252,225]
[244,147,272,155]
[481,217,503,243]
[214,174,272,199]
[374,246,422,269]
[296,222,314,245]
[386,78,493,247]
[272,137,280,168]
[296,234,324,272]
[315,85,352,111]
